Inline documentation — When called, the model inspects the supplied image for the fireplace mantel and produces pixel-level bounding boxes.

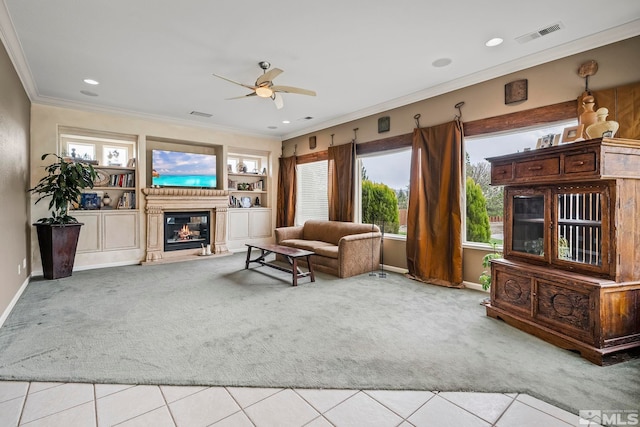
[142,188,230,263]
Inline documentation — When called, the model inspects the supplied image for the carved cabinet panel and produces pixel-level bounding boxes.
[493,269,531,316]
[534,280,594,343]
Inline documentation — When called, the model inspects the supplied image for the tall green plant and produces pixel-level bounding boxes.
[466,176,491,243]
[479,243,502,291]
[28,153,97,224]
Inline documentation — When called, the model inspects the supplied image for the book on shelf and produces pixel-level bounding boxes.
[117,191,136,209]
[109,172,135,188]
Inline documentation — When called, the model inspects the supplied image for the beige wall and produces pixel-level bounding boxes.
[282,36,640,285]
[0,39,30,317]
[29,104,281,272]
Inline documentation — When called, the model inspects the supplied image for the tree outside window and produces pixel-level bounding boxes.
[360,149,410,235]
[465,121,575,246]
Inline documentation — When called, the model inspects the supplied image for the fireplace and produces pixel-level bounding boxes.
[164,211,209,252]
[142,188,229,263]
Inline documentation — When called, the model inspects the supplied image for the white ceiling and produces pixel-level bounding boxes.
[1,1,639,140]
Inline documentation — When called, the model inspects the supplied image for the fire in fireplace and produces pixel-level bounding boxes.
[164,211,210,252]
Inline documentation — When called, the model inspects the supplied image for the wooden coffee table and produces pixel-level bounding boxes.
[245,243,315,286]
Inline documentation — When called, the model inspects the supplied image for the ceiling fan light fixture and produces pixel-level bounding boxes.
[255,86,273,98]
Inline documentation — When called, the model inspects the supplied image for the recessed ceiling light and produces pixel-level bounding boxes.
[83,78,99,85]
[282,120,291,124]
[80,90,98,97]
[485,37,504,47]
[432,58,452,68]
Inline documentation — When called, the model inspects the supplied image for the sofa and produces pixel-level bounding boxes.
[275,220,382,278]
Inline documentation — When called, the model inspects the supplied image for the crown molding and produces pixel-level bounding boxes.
[31,95,281,142]
[0,0,37,99]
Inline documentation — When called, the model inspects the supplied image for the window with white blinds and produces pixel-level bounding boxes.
[296,160,328,225]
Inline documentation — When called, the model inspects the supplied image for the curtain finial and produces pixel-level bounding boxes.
[330,133,335,146]
[414,114,421,128]
[454,102,465,121]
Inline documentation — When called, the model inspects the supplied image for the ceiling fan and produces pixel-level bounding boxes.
[213,61,316,109]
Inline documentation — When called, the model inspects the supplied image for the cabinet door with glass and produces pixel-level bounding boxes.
[504,188,550,264]
[553,183,611,276]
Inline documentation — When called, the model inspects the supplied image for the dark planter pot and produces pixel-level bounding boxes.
[34,223,83,280]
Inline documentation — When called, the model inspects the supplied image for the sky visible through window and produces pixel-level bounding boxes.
[361,120,576,191]
[361,150,412,191]
[466,121,576,164]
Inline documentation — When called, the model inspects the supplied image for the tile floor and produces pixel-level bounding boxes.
[0,381,600,426]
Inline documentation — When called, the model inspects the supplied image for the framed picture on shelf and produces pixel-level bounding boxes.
[80,193,99,210]
[536,133,560,149]
[240,196,251,208]
[562,125,584,143]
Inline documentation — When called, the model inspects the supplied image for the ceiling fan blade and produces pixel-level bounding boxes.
[272,92,284,109]
[271,85,316,96]
[256,68,283,86]
[212,73,256,90]
[226,93,257,100]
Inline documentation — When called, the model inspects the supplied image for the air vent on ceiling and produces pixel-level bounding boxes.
[516,21,564,44]
[190,111,212,118]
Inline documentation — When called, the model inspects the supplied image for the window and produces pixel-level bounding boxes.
[296,160,328,225]
[464,120,576,247]
[66,142,95,161]
[60,132,135,166]
[228,154,264,174]
[359,149,411,235]
[102,146,129,166]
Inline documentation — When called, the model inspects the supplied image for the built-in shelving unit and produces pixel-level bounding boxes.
[226,150,272,248]
[228,172,267,208]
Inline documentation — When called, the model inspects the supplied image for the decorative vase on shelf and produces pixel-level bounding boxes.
[585,107,619,139]
[578,95,597,137]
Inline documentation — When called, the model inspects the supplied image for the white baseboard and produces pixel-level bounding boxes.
[463,280,489,292]
[378,264,408,275]
[0,275,31,329]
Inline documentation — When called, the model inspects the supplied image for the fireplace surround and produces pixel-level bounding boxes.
[142,188,229,263]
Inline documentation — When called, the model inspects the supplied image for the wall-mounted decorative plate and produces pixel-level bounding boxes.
[95,170,110,187]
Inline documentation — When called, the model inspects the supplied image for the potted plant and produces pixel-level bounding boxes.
[28,153,97,279]
[479,244,502,304]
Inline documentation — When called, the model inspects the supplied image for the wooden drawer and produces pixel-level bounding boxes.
[514,157,560,180]
[491,163,513,185]
[563,152,597,174]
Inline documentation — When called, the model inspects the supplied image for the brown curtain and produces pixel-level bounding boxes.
[328,142,355,222]
[276,156,296,227]
[592,81,640,139]
[406,121,464,288]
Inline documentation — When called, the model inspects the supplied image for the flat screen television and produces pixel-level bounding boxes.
[151,149,217,188]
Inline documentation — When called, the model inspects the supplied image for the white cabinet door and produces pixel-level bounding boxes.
[103,211,138,250]
[75,212,101,253]
[249,209,272,238]
[228,210,250,240]
[228,208,272,240]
